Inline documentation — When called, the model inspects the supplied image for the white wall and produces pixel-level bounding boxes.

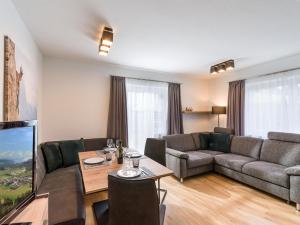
[0,0,43,139]
[207,53,300,130]
[42,57,210,142]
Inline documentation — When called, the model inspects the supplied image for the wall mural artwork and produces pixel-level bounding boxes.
[4,36,23,121]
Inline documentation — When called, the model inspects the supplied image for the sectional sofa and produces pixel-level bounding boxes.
[35,138,108,225]
[163,128,300,210]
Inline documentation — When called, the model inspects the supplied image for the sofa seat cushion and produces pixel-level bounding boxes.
[186,151,213,169]
[242,161,289,188]
[48,189,85,225]
[38,165,82,194]
[37,165,85,225]
[199,150,224,156]
[214,153,256,172]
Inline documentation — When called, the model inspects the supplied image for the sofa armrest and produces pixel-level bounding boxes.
[285,165,300,176]
[166,148,189,159]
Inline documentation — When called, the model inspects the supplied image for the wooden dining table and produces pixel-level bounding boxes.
[79,151,173,197]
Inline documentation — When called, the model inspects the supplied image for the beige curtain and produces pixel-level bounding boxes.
[168,83,184,134]
[227,80,245,136]
[107,76,128,146]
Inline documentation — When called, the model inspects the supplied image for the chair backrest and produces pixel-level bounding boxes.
[108,175,160,225]
[144,138,166,166]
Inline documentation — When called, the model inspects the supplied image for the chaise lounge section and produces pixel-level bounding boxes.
[163,129,300,210]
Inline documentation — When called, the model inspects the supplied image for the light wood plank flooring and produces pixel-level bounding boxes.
[85,173,300,225]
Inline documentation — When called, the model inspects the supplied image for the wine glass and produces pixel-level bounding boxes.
[107,139,113,148]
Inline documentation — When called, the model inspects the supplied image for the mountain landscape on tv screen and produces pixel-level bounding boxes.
[0,127,33,220]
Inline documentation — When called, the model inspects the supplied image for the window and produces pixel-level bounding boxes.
[126,79,168,152]
[245,69,300,138]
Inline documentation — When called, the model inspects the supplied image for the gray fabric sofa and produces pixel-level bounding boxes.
[163,129,300,210]
[35,138,108,225]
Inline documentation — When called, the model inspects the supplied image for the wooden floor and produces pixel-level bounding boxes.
[85,173,300,225]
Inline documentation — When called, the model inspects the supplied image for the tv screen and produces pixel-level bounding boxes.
[0,121,36,224]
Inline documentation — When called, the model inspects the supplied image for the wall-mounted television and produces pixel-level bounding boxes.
[0,121,37,224]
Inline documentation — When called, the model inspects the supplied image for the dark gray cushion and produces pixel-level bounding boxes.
[163,134,196,152]
[199,133,210,150]
[199,150,224,155]
[186,151,213,169]
[242,161,289,188]
[60,139,85,167]
[42,143,63,173]
[260,139,300,167]
[208,133,231,153]
[214,153,256,172]
[268,132,300,143]
[230,136,263,159]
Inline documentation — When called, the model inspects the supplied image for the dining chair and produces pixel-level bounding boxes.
[93,175,166,225]
[144,138,166,166]
[144,138,167,204]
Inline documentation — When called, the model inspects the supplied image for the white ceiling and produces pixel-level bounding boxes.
[12,0,300,75]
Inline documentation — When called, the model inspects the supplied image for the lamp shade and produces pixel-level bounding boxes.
[212,106,226,114]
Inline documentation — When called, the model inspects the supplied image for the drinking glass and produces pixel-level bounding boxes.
[132,158,140,168]
[106,152,112,161]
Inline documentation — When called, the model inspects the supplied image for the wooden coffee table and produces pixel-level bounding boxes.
[79,151,173,195]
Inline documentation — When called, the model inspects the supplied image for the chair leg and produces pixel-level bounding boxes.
[180,178,183,183]
[297,203,300,211]
[158,188,167,204]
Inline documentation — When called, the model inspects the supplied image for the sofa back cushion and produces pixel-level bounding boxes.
[191,132,201,149]
[41,142,63,173]
[60,139,85,167]
[260,132,300,167]
[230,136,263,159]
[163,134,196,152]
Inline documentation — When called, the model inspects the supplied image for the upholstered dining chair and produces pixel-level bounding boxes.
[144,138,166,166]
[144,138,167,204]
[93,175,166,225]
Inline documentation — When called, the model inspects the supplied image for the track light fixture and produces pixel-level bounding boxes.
[99,26,113,56]
[210,60,235,75]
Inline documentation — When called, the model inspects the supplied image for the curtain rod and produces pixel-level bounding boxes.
[113,75,182,85]
[254,67,300,79]
[227,67,300,83]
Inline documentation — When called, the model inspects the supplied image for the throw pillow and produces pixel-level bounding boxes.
[199,133,210,149]
[208,133,231,153]
[60,139,85,167]
[42,143,63,173]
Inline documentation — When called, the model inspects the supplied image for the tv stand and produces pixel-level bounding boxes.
[9,194,48,225]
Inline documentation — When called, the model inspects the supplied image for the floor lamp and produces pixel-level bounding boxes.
[212,106,226,127]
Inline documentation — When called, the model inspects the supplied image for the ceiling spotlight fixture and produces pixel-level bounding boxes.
[218,64,226,73]
[99,26,113,56]
[210,66,218,75]
[210,60,235,75]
